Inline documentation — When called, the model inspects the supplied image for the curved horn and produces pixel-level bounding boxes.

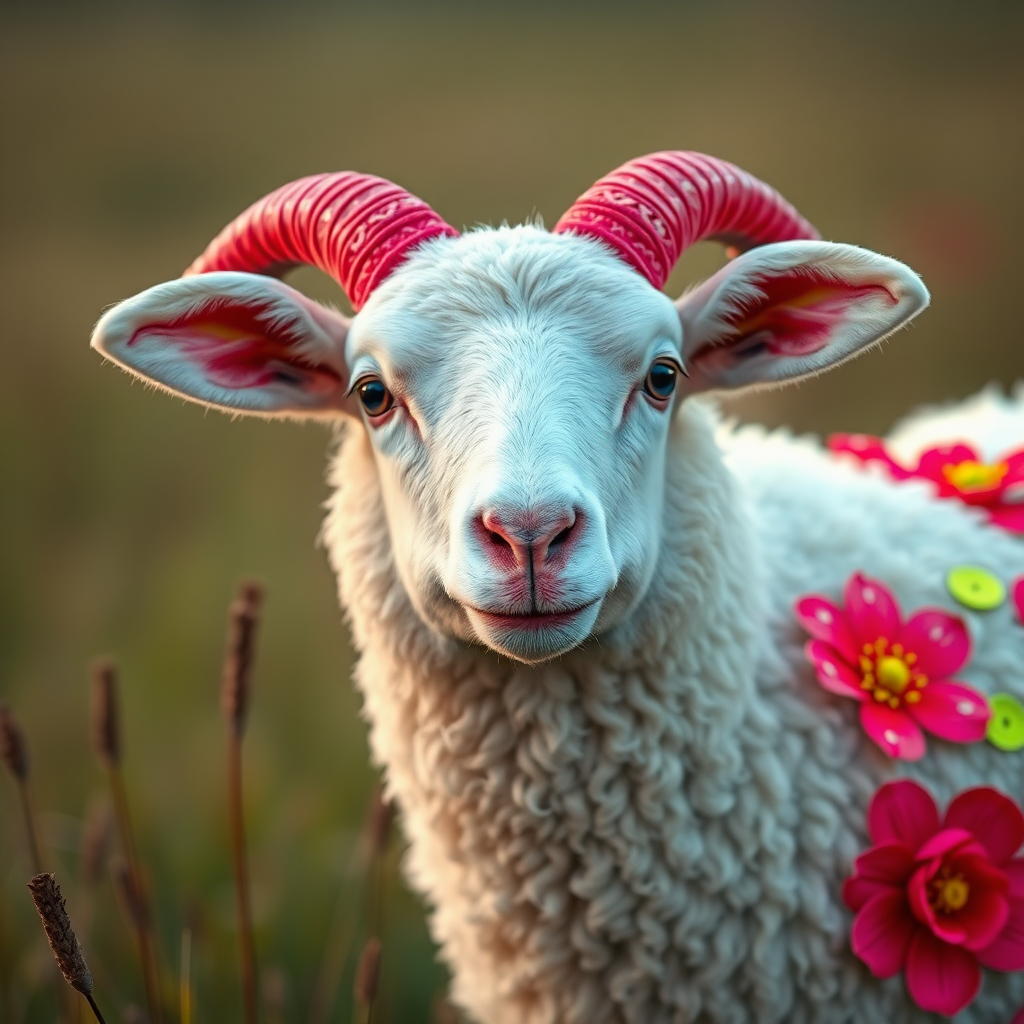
[184,173,458,311]
[553,151,820,290]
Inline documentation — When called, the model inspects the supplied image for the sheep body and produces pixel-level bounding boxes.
[326,390,1024,1024]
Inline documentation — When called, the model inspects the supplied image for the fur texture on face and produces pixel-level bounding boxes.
[346,227,686,662]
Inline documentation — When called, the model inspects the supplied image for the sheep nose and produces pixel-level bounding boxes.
[478,507,579,566]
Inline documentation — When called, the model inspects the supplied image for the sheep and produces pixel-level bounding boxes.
[90,152,1024,1023]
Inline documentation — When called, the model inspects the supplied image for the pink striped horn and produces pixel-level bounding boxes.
[184,173,458,311]
[553,151,820,290]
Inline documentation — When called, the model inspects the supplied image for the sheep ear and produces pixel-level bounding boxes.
[91,272,351,418]
[674,241,929,393]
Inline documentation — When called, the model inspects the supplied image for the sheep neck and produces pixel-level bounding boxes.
[323,400,796,1024]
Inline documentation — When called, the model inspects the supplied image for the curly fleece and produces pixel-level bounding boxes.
[324,389,1024,1024]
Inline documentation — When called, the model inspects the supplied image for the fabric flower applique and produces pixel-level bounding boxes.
[829,435,1024,535]
[795,572,991,760]
[844,779,1024,1016]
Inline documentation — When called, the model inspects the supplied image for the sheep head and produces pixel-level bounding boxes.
[91,153,929,663]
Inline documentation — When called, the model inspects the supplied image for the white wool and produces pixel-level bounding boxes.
[883,382,1024,464]
[326,394,1024,1024]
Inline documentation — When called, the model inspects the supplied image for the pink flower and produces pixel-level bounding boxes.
[795,572,990,760]
[829,435,1024,534]
[844,780,1024,1016]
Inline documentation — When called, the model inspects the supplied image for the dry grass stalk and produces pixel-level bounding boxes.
[353,936,381,1023]
[0,700,28,780]
[2,703,76,1020]
[222,580,264,1024]
[91,662,164,1024]
[91,660,120,769]
[80,797,114,888]
[0,702,45,874]
[27,872,107,1024]
[308,786,393,1024]
[74,796,115,988]
[179,929,192,1024]
[365,790,393,873]
[432,995,462,1024]
[221,581,264,738]
[111,860,148,934]
[262,966,287,1024]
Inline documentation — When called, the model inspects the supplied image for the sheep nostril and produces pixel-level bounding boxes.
[489,530,512,550]
[550,524,573,548]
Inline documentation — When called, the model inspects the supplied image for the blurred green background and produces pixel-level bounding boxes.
[1,2,1021,1021]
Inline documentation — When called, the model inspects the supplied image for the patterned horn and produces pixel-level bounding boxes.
[185,173,458,311]
[553,151,820,290]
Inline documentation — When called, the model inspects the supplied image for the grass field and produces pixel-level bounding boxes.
[1,2,1022,1021]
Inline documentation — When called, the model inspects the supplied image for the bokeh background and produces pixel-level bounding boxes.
[2,2,1022,1021]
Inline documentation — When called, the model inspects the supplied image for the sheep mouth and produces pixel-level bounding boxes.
[467,600,597,629]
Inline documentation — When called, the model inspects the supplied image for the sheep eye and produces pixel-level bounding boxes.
[643,360,678,402]
[357,378,394,417]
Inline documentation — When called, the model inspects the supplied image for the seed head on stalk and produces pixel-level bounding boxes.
[1,701,46,873]
[27,872,108,1024]
[222,581,265,738]
[222,579,265,1024]
[0,701,28,780]
[89,660,163,1024]
[90,660,120,769]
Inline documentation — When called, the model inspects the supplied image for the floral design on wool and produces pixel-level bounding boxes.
[829,435,1024,534]
[795,572,990,760]
[844,779,1024,1016]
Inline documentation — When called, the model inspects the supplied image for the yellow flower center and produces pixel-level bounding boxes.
[876,656,911,694]
[942,459,1008,493]
[858,639,927,708]
[930,871,970,914]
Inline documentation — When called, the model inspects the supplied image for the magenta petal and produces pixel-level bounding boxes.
[844,572,902,648]
[992,504,1024,534]
[860,702,926,761]
[907,861,940,928]
[1006,859,1024,900]
[912,854,1009,949]
[794,597,859,661]
[899,610,971,677]
[850,889,916,977]
[975,897,1024,971]
[905,929,981,1015]
[915,828,983,862]
[842,843,916,912]
[957,893,1009,951]
[910,681,990,743]
[944,787,1024,864]
[903,856,997,945]
[916,443,978,481]
[868,779,939,848]
[805,640,867,700]
[1002,449,1024,478]
[843,875,895,915]
[828,433,913,479]
[1013,576,1024,624]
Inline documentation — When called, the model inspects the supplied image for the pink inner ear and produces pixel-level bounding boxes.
[130,301,343,394]
[717,270,896,359]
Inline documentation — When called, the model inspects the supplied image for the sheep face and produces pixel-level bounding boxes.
[348,226,683,662]
[92,223,928,664]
